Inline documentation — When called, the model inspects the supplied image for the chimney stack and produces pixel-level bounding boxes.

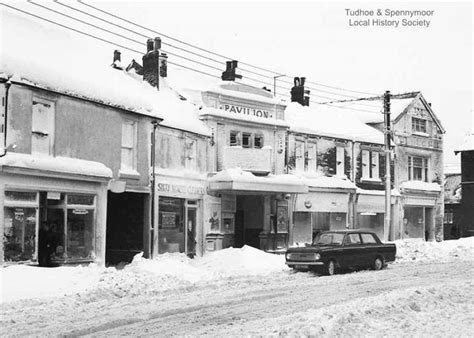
[111,50,123,70]
[291,77,310,106]
[143,37,162,89]
[221,60,242,81]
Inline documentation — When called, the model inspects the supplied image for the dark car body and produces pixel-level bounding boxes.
[285,230,396,275]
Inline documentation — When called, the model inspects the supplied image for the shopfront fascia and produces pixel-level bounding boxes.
[152,174,206,258]
[0,157,111,266]
[292,187,355,245]
[207,171,308,252]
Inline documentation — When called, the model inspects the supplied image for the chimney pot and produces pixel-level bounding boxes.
[291,76,310,106]
[154,37,161,51]
[113,50,121,63]
[146,39,154,53]
[222,60,242,81]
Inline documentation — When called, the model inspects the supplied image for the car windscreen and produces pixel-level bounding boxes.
[313,233,345,246]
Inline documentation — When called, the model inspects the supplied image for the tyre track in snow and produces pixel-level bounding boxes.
[1,260,472,337]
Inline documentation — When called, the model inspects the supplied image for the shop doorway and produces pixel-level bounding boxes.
[106,192,145,265]
[186,202,198,257]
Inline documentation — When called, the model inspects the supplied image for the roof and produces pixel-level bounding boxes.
[454,134,474,153]
[0,8,210,136]
[285,102,385,145]
[338,92,445,134]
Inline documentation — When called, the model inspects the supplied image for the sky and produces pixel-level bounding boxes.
[2,0,473,167]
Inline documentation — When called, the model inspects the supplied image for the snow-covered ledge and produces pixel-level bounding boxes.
[400,180,441,192]
[0,152,112,180]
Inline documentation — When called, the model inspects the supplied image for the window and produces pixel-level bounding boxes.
[444,209,453,224]
[230,131,240,146]
[121,120,137,171]
[254,135,264,148]
[307,142,317,172]
[32,98,55,155]
[408,156,429,182]
[346,233,361,244]
[295,140,305,171]
[361,233,378,244]
[336,147,345,176]
[185,138,197,171]
[361,150,380,180]
[242,133,252,148]
[412,117,427,133]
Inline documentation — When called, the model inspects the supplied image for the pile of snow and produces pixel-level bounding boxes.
[394,237,474,264]
[209,168,307,189]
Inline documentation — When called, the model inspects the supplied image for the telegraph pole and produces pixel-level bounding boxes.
[383,91,391,241]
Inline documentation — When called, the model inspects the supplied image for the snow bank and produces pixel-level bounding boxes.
[393,237,474,264]
[233,280,473,337]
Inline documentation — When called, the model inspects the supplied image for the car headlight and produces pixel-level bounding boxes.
[285,253,293,260]
[314,253,321,260]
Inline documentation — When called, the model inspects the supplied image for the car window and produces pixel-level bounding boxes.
[345,233,361,245]
[361,233,377,244]
[313,233,345,245]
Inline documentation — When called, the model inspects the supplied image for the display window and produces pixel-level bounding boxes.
[3,191,39,262]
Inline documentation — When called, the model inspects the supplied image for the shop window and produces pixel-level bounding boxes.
[32,98,55,155]
[185,138,197,171]
[159,197,185,254]
[254,135,264,148]
[306,142,317,172]
[66,194,95,259]
[336,147,345,176]
[230,131,240,146]
[412,117,427,133]
[121,119,137,172]
[361,150,380,180]
[4,206,37,262]
[408,156,429,182]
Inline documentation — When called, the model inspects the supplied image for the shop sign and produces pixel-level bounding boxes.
[219,104,273,119]
[157,182,205,195]
[47,192,61,200]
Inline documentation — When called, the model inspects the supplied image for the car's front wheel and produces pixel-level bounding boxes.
[373,257,384,271]
[325,260,337,276]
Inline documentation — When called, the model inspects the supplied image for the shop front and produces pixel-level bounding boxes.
[207,169,307,252]
[154,174,206,257]
[402,194,438,240]
[0,153,110,265]
[292,188,354,245]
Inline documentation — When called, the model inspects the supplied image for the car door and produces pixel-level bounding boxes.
[360,233,379,267]
[342,233,363,268]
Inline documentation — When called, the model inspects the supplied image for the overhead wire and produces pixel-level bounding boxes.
[3,2,382,113]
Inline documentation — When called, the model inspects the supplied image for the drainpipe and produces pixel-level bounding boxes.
[150,119,161,258]
[1,79,12,158]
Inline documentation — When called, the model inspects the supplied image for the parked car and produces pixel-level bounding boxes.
[285,230,396,275]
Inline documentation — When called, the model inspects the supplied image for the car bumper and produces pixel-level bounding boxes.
[285,261,324,266]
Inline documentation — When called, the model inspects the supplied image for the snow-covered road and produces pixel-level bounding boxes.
[1,238,473,336]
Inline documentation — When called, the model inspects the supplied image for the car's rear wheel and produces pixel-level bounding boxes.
[373,257,384,271]
[325,260,337,276]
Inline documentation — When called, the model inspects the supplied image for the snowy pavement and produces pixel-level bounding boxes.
[1,238,473,336]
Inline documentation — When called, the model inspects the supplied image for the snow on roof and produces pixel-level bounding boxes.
[0,152,112,178]
[0,9,210,136]
[455,133,474,152]
[290,171,357,190]
[209,167,306,186]
[165,66,285,107]
[285,102,384,144]
[400,180,441,192]
[356,187,401,196]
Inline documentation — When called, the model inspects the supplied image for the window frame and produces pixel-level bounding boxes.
[121,119,138,172]
[242,132,252,148]
[408,155,429,182]
[230,131,241,146]
[31,97,55,156]
[412,117,427,133]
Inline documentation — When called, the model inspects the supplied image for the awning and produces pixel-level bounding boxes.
[357,194,386,213]
[208,168,308,194]
[295,192,349,213]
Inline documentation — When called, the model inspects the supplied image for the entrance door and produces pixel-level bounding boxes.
[186,204,197,257]
[234,210,244,248]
